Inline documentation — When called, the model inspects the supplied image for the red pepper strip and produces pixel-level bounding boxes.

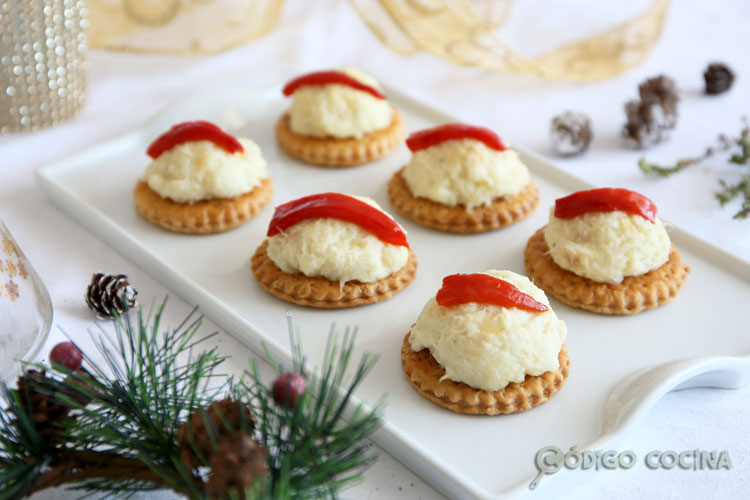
[282,71,386,100]
[147,120,244,159]
[554,188,657,223]
[436,273,548,312]
[267,193,409,248]
[406,123,507,152]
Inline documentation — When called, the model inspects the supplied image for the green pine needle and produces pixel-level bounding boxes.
[0,299,385,500]
[240,321,383,500]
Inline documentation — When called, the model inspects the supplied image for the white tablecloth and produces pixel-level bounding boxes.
[3,0,749,498]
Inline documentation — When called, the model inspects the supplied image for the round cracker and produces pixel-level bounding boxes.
[133,177,273,234]
[524,226,689,315]
[250,240,417,308]
[402,333,569,415]
[275,108,405,167]
[388,168,539,233]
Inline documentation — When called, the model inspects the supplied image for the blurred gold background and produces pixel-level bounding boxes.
[89,0,670,81]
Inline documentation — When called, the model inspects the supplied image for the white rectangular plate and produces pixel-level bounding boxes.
[37,86,750,499]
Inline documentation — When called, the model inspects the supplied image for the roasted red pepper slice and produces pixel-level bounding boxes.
[147,120,244,159]
[406,123,507,152]
[436,273,547,312]
[267,193,409,247]
[554,188,657,223]
[282,71,386,100]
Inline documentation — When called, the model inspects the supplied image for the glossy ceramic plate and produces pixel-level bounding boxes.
[36,85,750,499]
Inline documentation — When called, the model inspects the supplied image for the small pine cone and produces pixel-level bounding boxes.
[85,273,137,319]
[638,75,678,129]
[622,75,679,149]
[704,63,735,95]
[178,398,255,469]
[622,99,669,149]
[550,111,593,157]
[14,370,71,440]
[206,433,268,499]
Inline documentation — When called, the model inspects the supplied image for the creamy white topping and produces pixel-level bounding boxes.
[544,208,671,283]
[266,196,409,285]
[409,270,567,392]
[401,139,531,209]
[144,138,268,203]
[288,68,393,139]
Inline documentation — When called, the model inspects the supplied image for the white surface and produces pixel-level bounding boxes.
[36,84,750,499]
[2,0,750,498]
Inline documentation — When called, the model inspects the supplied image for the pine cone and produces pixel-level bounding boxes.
[550,111,593,157]
[623,75,679,148]
[704,63,735,95]
[638,75,679,129]
[85,272,137,319]
[14,370,71,440]
[623,99,667,149]
[178,398,255,469]
[206,433,268,499]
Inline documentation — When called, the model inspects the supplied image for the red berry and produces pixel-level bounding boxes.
[272,372,307,409]
[50,341,83,371]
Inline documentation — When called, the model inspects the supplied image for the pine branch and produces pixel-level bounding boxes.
[241,322,384,499]
[1,299,225,498]
[0,300,386,500]
[29,450,169,493]
[57,301,227,497]
[0,382,54,500]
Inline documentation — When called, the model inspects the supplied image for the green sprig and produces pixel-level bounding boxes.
[717,175,750,219]
[639,117,750,219]
[638,157,696,176]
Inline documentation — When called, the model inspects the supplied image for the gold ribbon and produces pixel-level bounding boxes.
[88,0,670,81]
[88,0,285,54]
[350,0,672,81]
